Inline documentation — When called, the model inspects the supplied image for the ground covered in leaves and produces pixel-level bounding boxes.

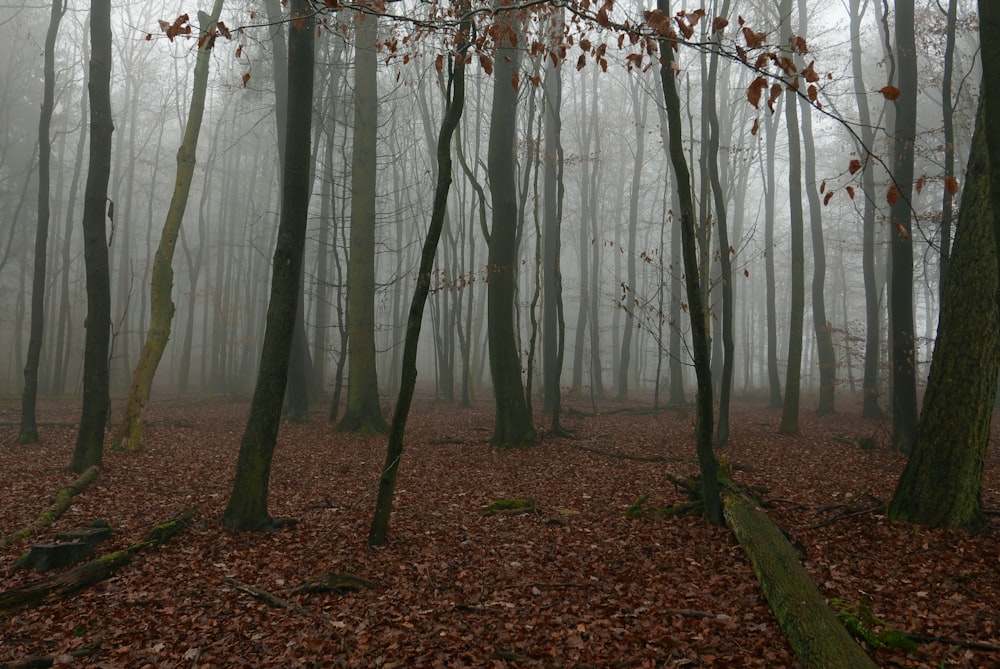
[0,395,998,668]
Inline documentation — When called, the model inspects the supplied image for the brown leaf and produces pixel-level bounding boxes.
[878,85,901,101]
[887,184,899,205]
[945,175,959,195]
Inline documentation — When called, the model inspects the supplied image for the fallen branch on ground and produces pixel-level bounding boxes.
[0,466,100,550]
[0,509,194,614]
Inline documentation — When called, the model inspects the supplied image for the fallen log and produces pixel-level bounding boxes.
[0,509,195,614]
[0,466,100,550]
[723,490,878,669]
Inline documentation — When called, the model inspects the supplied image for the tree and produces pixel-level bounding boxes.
[486,2,535,448]
[777,0,805,436]
[656,0,722,526]
[111,1,225,451]
[849,0,883,420]
[982,2,1000,293]
[368,18,469,546]
[19,0,64,444]
[888,99,996,530]
[69,0,114,473]
[339,7,388,434]
[221,0,314,530]
[888,0,919,453]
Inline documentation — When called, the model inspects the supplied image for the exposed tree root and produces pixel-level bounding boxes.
[0,509,194,614]
[0,466,100,550]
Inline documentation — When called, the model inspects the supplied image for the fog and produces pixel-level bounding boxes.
[0,0,981,412]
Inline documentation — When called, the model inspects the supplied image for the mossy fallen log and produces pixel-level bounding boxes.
[0,509,195,614]
[0,466,100,550]
[722,491,877,669]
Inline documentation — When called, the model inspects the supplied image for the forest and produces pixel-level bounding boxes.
[1,0,998,666]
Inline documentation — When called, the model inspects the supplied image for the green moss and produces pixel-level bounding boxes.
[830,598,918,652]
[484,498,536,515]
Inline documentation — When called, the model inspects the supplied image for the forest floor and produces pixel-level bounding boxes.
[0,394,997,668]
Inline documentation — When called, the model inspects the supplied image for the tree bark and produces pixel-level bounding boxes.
[368,22,467,546]
[486,2,535,447]
[19,0,64,444]
[339,7,388,434]
[69,0,114,473]
[888,100,997,530]
[657,0,722,526]
[222,0,314,530]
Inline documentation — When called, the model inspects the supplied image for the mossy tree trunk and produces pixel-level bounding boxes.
[221,0,313,531]
[724,491,878,669]
[888,100,998,530]
[112,0,224,451]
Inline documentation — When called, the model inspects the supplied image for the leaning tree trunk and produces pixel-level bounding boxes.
[656,0,722,526]
[111,0,224,451]
[221,0,314,531]
[69,0,114,474]
[888,100,998,530]
[19,0,64,444]
[368,23,468,546]
[981,2,1000,298]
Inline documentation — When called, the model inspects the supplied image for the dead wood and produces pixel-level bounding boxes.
[0,465,100,550]
[290,572,376,595]
[723,490,878,669]
[0,645,98,668]
[0,509,194,614]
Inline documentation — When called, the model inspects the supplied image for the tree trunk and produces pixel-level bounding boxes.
[657,0,722,526]
[368,25,467,546]
[112,1,224,451]
[888,0,919,453]
[19,0,64,444]
[723,491,878,669]
[339,7,388,434]
[778,0,805,436]
[221,0,314,530]
[69,0,114,473]
[486,3,534,447]
[849,0,883,419]
[888,100,997,530]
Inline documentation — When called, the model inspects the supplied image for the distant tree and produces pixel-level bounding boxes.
[888,99,996,530]
[20,0,64,444]
[222,0,314,530]
[111,1,225,451]
[69,0,114,473]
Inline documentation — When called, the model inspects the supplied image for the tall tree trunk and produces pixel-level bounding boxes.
[797,0,835,416]
[778,0,805,436]
[339,8,388,433]
[487,2,534,447]
[763,106,782,408]
[705,0,734,446]
[112,1,224,451]
[69,0,114,473]
[222,0,314,530]
[984,2,1000,296]
[657,0,722,526]
[888,100,996,530]
[20,0,64,444]
[938,0,958,302]
[849,0,883,419]
[888,0,919,453]
[368,25,467,546]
